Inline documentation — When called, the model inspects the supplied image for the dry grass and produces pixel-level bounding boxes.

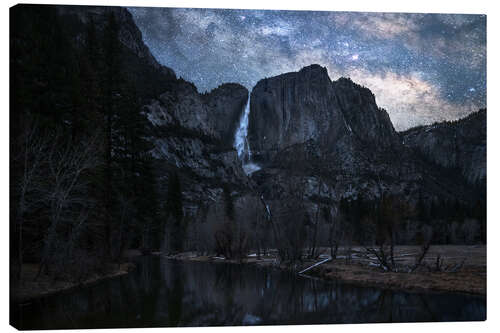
[303,245,485,295]
[311,261,485,295]
[166,245,486,295]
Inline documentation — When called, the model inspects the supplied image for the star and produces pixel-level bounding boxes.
[128,7,486,130]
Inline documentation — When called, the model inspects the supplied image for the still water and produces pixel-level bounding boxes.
[12,257,486,329]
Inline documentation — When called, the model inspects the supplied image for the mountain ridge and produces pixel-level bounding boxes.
[16,4,485,228]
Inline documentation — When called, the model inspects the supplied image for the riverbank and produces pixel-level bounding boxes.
[11,251,142,304]
[164,245,486,296]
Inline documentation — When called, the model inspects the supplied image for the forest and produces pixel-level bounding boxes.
[11,6,165,284]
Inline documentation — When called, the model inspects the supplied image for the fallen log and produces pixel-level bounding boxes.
[298,257,331,274]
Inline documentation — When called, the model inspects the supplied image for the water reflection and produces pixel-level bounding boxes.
[12,257,486,329]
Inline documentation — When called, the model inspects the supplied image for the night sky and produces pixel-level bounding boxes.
[128,7,486,130]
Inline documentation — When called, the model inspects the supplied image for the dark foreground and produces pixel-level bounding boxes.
[11,257,486,329]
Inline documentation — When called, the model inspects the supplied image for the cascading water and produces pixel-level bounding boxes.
[234,96,251,161]
[234,94,261,175]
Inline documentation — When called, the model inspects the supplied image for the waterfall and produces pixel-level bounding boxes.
[234,94,260,175]
[235,96,251,160]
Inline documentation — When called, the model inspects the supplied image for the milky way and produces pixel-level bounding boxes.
[128,7,486,130]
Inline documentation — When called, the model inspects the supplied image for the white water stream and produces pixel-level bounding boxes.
[234,95,260,175]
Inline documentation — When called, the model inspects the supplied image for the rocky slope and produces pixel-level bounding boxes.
[401,109,486,188]
[55,5,177,99]
[34,5,486,229]
[333,77,399,149]
[43,5,255,221]
[247,65,483,218]
[248,65,349,164]
[143,80,251,207]
[248,65,400,165]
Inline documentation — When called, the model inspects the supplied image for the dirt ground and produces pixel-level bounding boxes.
[12,261,136,304]
[165,245,486,295]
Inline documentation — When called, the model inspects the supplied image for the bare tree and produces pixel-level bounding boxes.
[409,224,433,272]
[273,185,308,266]
[462,218,480,245]
[36,129,101,279]
[365,194,410,272]
[235,196,264,259]
[12,121,48,282]
[309,178,323,259]
[325,206,343,259]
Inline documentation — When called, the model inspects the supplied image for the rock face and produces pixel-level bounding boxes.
[48,5,255,220]
[247,65,485,217]
[146,80,248,143]
[333,77,399,149]
[202,83,249,145]
[55,5,177,101]
[401,109,486,187]
[57,5,173,75]
[249,65,348,163]
[248,65,399,165]
[144,81,251,205]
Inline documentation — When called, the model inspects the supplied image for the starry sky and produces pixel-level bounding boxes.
[128,7,486,131]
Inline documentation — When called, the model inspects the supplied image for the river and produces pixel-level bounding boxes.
[12,257,486,329]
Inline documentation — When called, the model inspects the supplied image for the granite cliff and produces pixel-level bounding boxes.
[24,5,485,232]
[248,65,400,166]
[246,65,482,216]
[401,109,486,188]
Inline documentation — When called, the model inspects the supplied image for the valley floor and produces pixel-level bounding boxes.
[10,246,485,304]
[165,245,486,296]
